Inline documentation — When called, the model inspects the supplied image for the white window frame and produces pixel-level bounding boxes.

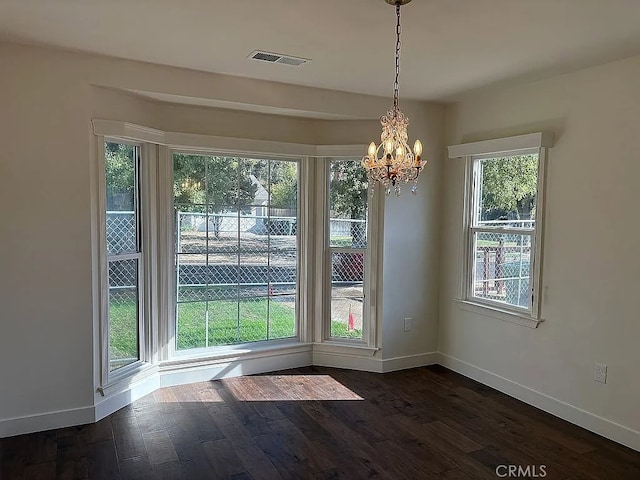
[315,154,383,350]
[93,120,382,378]
[325,158,369,344]
[97,138,152,390]
[167,148,305,357]
[449,133,553,327]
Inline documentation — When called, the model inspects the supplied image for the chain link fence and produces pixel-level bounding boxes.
[329,218,367,248]
[330,252,364,339]
[473,231,531,308]
[107,211,137,254]
[107,211,369,348]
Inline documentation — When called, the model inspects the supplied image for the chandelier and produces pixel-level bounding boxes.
[362,0,425,196]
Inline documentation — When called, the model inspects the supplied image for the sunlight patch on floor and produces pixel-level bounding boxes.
[223,374,363,401]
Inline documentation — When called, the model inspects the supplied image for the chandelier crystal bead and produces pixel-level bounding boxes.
[362,0,426,196]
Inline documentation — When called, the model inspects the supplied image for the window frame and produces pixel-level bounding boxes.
[321,157,381,347]
[98,138,149,388]
[467,148,540,315]
[449,132,552,326]
[166,148,306,358]
[94,119,383,389]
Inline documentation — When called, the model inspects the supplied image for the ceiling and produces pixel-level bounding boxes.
[2,0,640,101]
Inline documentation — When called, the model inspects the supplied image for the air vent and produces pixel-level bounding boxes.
[249,50,309,67]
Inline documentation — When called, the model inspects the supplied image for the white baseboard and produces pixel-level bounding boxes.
[438,352,640,452]
[95,373,160,422]
[381,352,439,372]
[313,351,438,373]
[0,405,95,438]
[313,351,383,372]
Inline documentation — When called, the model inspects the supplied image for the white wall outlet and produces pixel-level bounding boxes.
[404,318,412,332]
[594,363,607,384]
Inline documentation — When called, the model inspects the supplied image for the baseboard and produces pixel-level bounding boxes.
[381,352,439,372]
[313,351,439,373]
[313,351,384,372]
[0,405,95,438]
[438,352,640,452]
[94,372,160,422]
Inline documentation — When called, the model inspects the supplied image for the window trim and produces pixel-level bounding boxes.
[449,133,553,326]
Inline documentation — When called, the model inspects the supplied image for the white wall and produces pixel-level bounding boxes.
[0,42,443,430]
[382,103,444,360]
[441,54,640,448]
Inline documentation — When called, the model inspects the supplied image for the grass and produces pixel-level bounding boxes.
[330,236,357,247]
[108,296,362,367]
[330,323,363,339]
[175,299,295,349]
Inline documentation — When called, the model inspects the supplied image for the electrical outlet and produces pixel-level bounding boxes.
[594,363,607,384]
[404,318,412,332]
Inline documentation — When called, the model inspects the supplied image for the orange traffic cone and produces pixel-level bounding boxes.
[348,305,355,332]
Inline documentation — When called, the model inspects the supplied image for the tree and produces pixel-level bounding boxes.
[480,155,537,222]
[105,142,135,210]
[173,154,257,238]
[269,162,297,209]
[330,161,368,247]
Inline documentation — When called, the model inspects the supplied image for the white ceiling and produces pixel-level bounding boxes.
[2,0,640,101]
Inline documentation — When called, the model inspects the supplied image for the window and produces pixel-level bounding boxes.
[104,141,143,372]
[173,153,298,350]
[449,132,552,322]
[468,149,541,313]
[95,120,385,393]
[327,158,369,340]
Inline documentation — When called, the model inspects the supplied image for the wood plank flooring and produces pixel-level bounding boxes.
[2,365,640,479]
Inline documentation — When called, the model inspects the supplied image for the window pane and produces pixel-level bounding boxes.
[174,155,297,349]
[476,154,538,227]
[108,259,139,371]
[331,252,364,339]
[105,142,137,254]
[473,232,532,309]
[329,160,368,248]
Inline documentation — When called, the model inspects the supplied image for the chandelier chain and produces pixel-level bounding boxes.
[393,2,401,111]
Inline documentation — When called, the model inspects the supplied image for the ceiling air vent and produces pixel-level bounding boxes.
[249,50,309,67]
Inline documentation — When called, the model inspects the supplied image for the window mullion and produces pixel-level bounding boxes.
[471,226,535,235]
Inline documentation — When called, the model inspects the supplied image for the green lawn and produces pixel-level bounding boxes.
[176,299,296,349]
[330,326,363,339]
[108,296,362,368]
[330,236,357,247]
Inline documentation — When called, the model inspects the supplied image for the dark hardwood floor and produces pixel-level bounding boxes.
[2,365,640,479]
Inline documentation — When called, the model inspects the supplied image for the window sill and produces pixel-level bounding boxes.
[98,362,158,397]
[454,299,543,329]
[161,341,312,371]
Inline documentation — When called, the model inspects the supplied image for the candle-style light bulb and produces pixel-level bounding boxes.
[368,142,377,157]
[414,139,423,157]
[384,139,393,154]
[396,146,404,158]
